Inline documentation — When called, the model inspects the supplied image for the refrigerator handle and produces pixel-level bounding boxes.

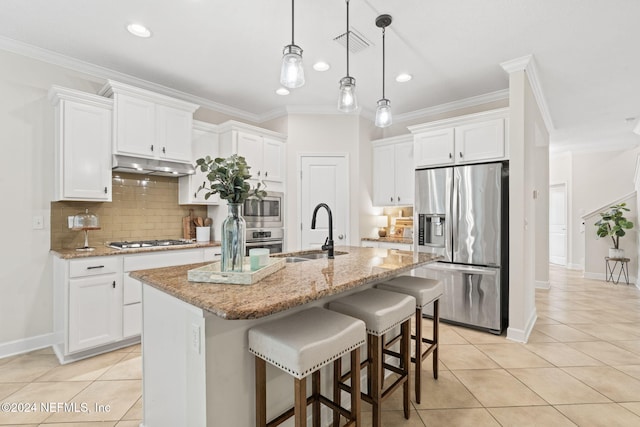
[450,168,458,261]
[445,168,453,262]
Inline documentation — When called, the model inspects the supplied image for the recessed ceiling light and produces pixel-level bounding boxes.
[127,23,152,38]
[395,73,412,83]
[313,61,331,72]
[276,87,290,96]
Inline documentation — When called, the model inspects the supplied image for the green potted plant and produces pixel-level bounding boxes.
[595,202,634,259]
[196,154,266,272]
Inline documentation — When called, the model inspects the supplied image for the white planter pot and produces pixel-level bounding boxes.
[609,248,625,259]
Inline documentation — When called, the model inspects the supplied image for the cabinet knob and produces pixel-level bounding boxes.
[257,171,261,177]
[194,192,197,198]
[112,281,116,289]
[398,196,401,202]
[390,197,394,202]
[449,153,452,159]
[104,187,108,194]
[150,144,154,152]
[338,234,344,240]
[459,152,463,158]
[162,147,166,154]
[265,171,268,178]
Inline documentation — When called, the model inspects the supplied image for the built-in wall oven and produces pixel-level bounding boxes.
[243,192,284,254]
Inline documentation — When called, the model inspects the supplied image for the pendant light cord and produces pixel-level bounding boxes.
[346,0,350,77]
[291,0,295,44]
[382,26,386,99]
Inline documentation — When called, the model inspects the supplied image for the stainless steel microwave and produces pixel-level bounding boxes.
[243,191,283,229]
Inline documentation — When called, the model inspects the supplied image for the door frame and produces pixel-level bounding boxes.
[549,182,568,266]
[297,153,351,250]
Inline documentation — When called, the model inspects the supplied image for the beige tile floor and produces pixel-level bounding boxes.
[2,265,640,426]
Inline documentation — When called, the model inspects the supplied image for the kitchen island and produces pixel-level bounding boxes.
[130,246,440,427]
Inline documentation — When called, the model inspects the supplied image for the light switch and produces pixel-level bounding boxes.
[32,215,44,230]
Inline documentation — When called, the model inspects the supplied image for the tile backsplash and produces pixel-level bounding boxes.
[51,173,208,249]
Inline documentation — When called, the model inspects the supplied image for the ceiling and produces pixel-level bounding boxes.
[1,0,639,149]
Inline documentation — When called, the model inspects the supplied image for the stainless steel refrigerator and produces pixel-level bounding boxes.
[415,162,508,333]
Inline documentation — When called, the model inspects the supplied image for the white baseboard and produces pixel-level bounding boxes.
[507,309,537,343]
[567,263,583,271]
[535,280,550,289]
[0,332,56,359]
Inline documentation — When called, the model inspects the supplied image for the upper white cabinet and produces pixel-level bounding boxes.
[218,121,286,187]
[410,109,508,168]
[49,86,113,202]
[372,135,414,206]
[179,120,221,205]
[100,80,199,163]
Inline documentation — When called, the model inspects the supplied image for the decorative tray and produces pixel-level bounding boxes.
[187,257,286,285]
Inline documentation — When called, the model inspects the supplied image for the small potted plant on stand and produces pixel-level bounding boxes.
[595,202,634,259]
[196,154,266,272]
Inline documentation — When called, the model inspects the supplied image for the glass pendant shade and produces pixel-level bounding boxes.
[375,99,392,127]
[338,76,358,112]
[280,44,305,89]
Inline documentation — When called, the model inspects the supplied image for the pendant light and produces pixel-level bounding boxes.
[375,14,392,128]
[280,0,305,89]
[338,0,357,112]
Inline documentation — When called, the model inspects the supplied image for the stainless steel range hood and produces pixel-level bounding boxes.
[112,155,195,177]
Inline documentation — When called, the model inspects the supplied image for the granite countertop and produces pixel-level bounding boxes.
[51,241,222,259]
[130,246,441,320]
[361,237,413,244]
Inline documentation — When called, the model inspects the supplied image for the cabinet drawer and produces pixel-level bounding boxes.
[124,274,142,304]
[69,257,120,278]
[123,303,142,338]
[123,248,205,272]
[378,242,413,251]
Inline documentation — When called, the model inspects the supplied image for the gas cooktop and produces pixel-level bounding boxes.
[108,239,196,250]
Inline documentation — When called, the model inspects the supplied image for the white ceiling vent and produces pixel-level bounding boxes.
[333,28,372,53]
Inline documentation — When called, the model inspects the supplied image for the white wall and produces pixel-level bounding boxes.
[284,114,371,250]
[505,68,549,343]
[551,147,640,275]
[0,50,109,355]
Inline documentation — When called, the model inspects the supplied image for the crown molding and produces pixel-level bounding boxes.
[0,35,262,123]
[393,89,509,124]
[407,107,510,134]
[501,54,554,131]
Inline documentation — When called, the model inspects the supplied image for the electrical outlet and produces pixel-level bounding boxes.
[191,324,201,354]
[68,216,74,229]
[32,215,44,230]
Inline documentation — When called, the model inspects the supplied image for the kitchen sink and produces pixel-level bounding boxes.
[284,251,348,263]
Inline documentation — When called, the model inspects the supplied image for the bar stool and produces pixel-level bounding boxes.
[248,307,366,427]
[377,275,443,403]
[328,288,416,427]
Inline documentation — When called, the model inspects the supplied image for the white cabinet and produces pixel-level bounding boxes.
[372,136,414,206]
[218,121,287,187]
[53,246,220,363]
[49,86,113,201]
[410,109,508,168]
[361,240,413,251]
[55,256,123,355]
[179,121,221,205]
[121,247,221,338]
[100,80,199,163]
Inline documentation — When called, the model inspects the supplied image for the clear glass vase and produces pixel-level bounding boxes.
[221,203,246,272]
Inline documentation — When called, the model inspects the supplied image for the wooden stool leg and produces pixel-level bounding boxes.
[333,356,342,427]
[415,307,422,403]
[312,370,321,427]
[351,347,361,427]
[371,334,382,427]
[255,356,267,427]
[433,300,439,379]
[294,377,307,427]
[402,319,411,420]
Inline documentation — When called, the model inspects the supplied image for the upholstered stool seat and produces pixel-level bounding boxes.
[377,275,443,403]
[249,307,366,427]
[329,288,416,427]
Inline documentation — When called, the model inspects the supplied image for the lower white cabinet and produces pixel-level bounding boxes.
[361,240,413,251]
[53,246,221,363]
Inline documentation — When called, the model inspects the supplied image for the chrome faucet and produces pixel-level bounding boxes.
[311,203,334,259]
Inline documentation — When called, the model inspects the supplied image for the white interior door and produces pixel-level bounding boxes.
[549,183,567,265]
[299,155,349,249]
